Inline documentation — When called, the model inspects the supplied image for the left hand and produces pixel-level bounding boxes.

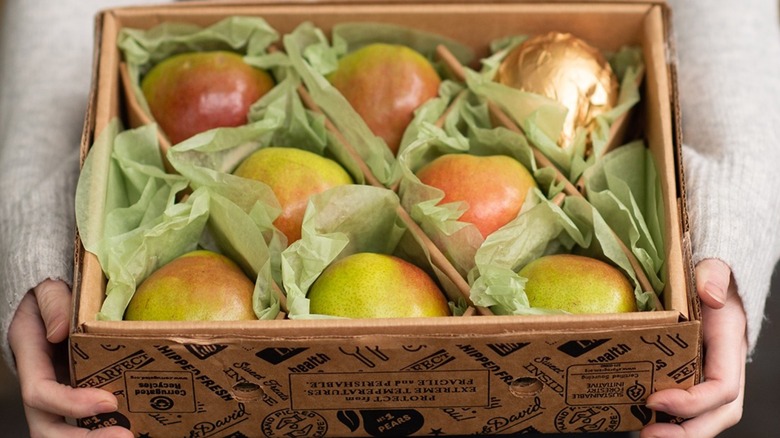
[8,280,133,438]
[640,258,746,437]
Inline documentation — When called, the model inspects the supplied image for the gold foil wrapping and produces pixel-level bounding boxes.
[496,32,618,149]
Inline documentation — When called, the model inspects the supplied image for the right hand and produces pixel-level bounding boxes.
[640,259,746,437]
[8,279,133,437]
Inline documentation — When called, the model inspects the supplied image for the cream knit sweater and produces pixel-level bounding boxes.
[1,0,779,372]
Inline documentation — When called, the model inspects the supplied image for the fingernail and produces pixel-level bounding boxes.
[705,281,726,305]
[94,399,118,414]
[645,400,663,411]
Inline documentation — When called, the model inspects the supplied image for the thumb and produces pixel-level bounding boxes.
[694,258,732,309]
[32,280,72,343]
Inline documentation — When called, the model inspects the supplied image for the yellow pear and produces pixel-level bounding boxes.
[307,252,451,318]
[233,147,354,244]
[519,254,637,314]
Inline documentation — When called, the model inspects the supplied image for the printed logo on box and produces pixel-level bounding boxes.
[557,339,610,358]
[565,361,654,406]
[262,409,327,438]
[184,343,228,360]
[555,406,620,433]
[486,342,530,357]
[125,371,197,413]
[188,403,250,437]
[401,349,455,371]
[477,396,544,435]
[667,357,697,384]
[336,409,425,437]
[76,349,155,388]
[256,347,308,365]
[79,411,131,430]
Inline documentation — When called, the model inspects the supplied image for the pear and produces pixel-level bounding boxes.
[328,43,441,155]
[519,254,637,314]
[141,51,274,144]
[124,250,256,321]
[307,252,451,318]
[233,147,354,244]
[415,154,537,238]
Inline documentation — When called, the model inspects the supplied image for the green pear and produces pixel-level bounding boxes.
[124,250,256,321]
[328,43,441,155]
[307,252,451,318]
[232,147,354,244]
[519,254,637,314]
[415,154,537,238]
[141,51,275,144]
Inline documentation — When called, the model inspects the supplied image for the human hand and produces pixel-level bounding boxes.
[641,258,746,438]
[7,280,133,438]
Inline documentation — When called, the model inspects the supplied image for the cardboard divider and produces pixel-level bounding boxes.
[639,6,687,317]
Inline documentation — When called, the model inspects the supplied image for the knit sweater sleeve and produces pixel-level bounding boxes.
[0,0,169,372]
[668,0,780,354]
[0,0,90,372]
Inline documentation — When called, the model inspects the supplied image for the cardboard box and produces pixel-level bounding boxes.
[71,1,700,436]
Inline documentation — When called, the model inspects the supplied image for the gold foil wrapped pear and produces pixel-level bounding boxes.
[496,32,618,149]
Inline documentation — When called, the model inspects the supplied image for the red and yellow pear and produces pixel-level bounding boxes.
[415,154,537,238]
[124,250,256,321]
[141,51,275,144]
[328,43,441,155]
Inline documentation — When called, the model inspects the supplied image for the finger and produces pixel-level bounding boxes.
[641,362,745,438]
[645,283,746,419]
[26,405,133,438]
[33,279,72,343]
[9,294,119,419]
[694,258,731,309]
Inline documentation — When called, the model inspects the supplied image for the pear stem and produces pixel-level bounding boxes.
[436,44,663,312]
[292,78,493,316]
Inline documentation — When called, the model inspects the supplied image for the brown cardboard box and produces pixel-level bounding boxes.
[71,1,700,436]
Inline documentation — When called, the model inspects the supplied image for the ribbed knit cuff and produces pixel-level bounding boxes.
[0,156,78,374]
[683,147,780,355]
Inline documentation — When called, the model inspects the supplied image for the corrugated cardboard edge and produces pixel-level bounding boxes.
[661,4,703,386]
[70,10,106,340]
[660,6,699,321]
[167,0,670,5]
